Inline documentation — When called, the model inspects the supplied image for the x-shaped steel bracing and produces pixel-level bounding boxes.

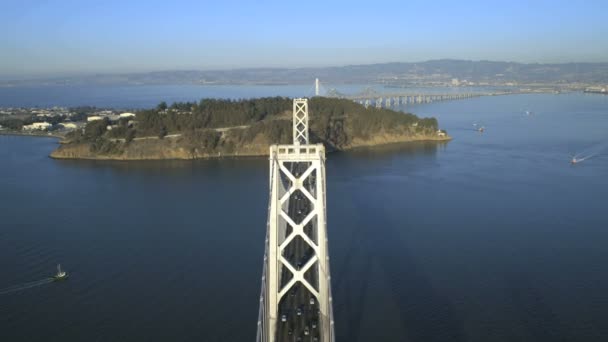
[293,99,309,145]
[276,160,320,301]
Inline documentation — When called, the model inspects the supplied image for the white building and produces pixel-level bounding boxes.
[87,116,104,122]
[119,112,136,119]
[23,122,52,131]
[59,123,78,129]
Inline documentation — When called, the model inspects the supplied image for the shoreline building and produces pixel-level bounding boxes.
[22,122,52,131]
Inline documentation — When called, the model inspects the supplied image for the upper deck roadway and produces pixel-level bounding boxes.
[277,161,320,342]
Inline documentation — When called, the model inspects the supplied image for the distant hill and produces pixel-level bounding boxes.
[4,60,608,87]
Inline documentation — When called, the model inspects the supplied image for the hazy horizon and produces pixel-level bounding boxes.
[3,58,608,82]
[2,0,608,78]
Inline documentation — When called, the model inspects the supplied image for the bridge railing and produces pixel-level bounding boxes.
[256,152,276,342]
[321,157,336,341]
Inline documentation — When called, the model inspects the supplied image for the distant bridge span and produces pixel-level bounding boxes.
[341,90,527,109]
[313,78,544,109]
[346,92,482,108]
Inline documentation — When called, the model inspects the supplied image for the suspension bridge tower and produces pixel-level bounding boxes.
[257,98,335,342]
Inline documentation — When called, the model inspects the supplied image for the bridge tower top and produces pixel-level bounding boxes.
[293,98,309,145]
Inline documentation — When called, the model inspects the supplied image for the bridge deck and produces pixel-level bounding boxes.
[276,161,320,341]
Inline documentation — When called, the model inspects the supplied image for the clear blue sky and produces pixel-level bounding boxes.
[2,0,607,77]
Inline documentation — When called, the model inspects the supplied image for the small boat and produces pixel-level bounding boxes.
[570,154,582,165]
[53,264,68,281]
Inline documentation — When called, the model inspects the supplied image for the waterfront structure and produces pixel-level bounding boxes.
[59,123,78,129]
[22,122,52,130]
[257,98,334,342]
[584,86,607,94]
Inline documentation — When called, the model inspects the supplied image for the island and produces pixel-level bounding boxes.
[49,97,450,160]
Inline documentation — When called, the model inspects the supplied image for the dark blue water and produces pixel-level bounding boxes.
[0,84,501,108]
[1,92,608,341]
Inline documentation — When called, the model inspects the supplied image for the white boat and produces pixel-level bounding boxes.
[53,264,68,281]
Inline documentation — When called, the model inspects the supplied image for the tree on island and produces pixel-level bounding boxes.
[0,118,24,130]
[84,118,109,140]
[157,101,168,112]
[125,129,136,143]
[158,125,168,139]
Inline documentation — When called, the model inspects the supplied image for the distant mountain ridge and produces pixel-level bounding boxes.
[4,59,608,86]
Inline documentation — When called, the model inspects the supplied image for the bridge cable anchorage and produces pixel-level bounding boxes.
[257,98,335,342]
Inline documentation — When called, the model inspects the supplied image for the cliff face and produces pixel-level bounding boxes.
[50,130,450,160]
[51,140,196,160]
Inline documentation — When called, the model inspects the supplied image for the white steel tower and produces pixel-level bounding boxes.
[257,98,334,342]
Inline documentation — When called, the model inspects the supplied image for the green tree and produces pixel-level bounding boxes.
[125,129,136,143]
[0,118,24,130]
[84,118,109,141]
[157,101,168,111]
[158,125,167,139]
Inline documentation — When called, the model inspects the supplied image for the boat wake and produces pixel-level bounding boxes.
[571,142,608,164]
[0,278,54,296]
[575,154,595,163]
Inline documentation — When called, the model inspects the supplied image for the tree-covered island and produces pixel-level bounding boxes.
[50,97,450,160]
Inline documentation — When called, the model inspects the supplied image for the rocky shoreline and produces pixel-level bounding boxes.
[49,133,451,161]
[0,130,65,139]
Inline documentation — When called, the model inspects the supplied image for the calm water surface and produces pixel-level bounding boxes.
[0,84,505,108]
[1,92,608,341]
